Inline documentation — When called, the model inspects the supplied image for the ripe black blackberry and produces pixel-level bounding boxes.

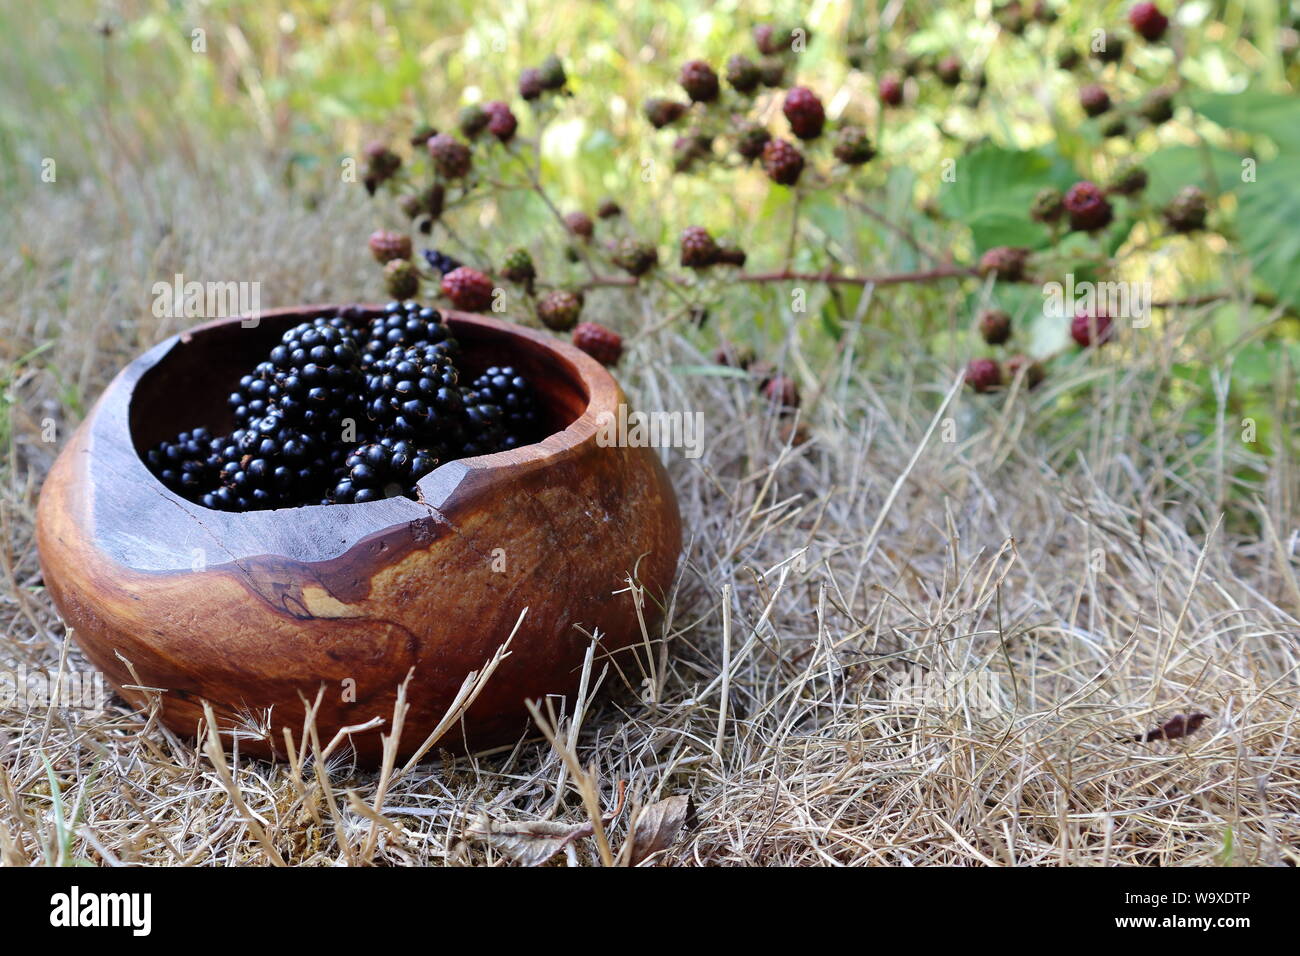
[332,438,440,504]
[201,412,332,511]
[145,427,221,497]
[469,366,540,448]
[363,343,465,448]
[266,319,365,435]
[459,389,508,456]
[363,301,459,366]
[422,249,463,276]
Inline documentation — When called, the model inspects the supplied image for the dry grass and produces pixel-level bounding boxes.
[2,153,1299,866]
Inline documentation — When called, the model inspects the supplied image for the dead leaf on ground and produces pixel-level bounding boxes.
[628,794,696,865]
[462,813,596,867]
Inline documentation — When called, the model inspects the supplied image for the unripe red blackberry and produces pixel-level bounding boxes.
[1107,164,1148,197]
[611,237,658,277]
[1064,181,1114,232]
[427,133,472,179]
[680,225,721,268]
[936,55,963,87]
[979,246,1031,282]
[1079,84,1111,117]
[537,289,584,331]
[1057,46,1082,70]
[672,133,711,172]
[363,142,402,191]
[753,24,787,56]
[1128,2,1169,42]
[1031,187,1064,224]
[458,104,489,138]
[1163,186,1208,233]
[1140,87,1175,124]
[572,322,622,366]
[758,57,787,87]
[965,358,1002,393]
[679,60,720,103]
[735,120,771,161]
[383,259,420,300]
[1070,310,1115,347]
[440,266,495,312]
[518,67,544,101]
[409,124,438,147]
[538,55,567,91]
[1092,31,1125,63]
[716,243,747,267]
[597,198,622,219]
[833,126,875,165]
[1004,354,1046,388]
[564,211,594,240]
[369,230,412,264]
[712,341,755,369]
[782,86,826,140]
[879,75,904,107]
[501,248,536,286]
[761,137,805,186]
[978,309,1013,345]
[762,374,801,411]
[644,97,688,129]
[484,101,518,142]
[726,54,761,93]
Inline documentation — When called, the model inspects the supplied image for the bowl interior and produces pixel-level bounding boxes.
[127,307,589,457]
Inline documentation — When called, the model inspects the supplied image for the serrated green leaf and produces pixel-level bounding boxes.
[1143,145,1246,204]
[1188,89,1300,153]
[1239,160,1300,308]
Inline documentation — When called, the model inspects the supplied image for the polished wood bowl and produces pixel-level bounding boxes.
[35,307,681,763]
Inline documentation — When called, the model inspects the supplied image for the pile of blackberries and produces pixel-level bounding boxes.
[143,302,541,511]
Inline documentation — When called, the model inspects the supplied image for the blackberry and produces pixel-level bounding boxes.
[965,358,1002,393]
[758,57,787,88]
[384,259,420,300]
[427,133,472,179]
[423,248,463,276]
[538,55,567,92]
[762,375,800,411]
[596,199,622,219]
[1004,355,1045,389]
[1140,87,1175,124]
[680,226,720,268]
[1064,181,1114,232]
[978,246,1030,282]
[782,87,825,140]
[537,289,583,331]
[936,55,963,87]
[518,68,544,101]
[363,301,459,366]
[672,134,711,173]
[470,366,540,447]
[1107,165,1149,197]
[1071,310,1115,347]
[459,389,508,456]
[1129,2,1169,42]
[679,60,720,103]
[716,242,747,267]
[726,55,761,94]
[564,211,594,240]
[205,411,332,510]
[978,309,1013,345]
[362,142,401,193]
[501,248,536,287]
[644,98,688,129]
[761,138,805,186]
[879,75,904,107]
[363,343,464,447]
[572,322,623,366]
[1092,31,1125,64]
[440,266,495,312]
[734,120,771,161]
[1057,47,1082,71]
[332,439,440,504]
[145,427,220,496]
[611,237,658,277]
[1079,84,1111,117]
[1163,186,1208,233]
[1102,116,1129,139]
[1031,188,1064,223]
[833,126,875,165]
[263,319,364,435]
[753,24,784,55]
[458,104,489,138]
[484,101,518,142]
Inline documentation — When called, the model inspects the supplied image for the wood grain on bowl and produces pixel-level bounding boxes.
[35,307,682,762]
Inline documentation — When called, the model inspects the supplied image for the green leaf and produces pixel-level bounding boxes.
[939,145,1074,253]
[1188,89,1300,153]
[1143,145,1246,204]
[1239,159,1300,308]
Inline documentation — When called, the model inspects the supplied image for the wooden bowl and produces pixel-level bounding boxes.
[35,307,681,762]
